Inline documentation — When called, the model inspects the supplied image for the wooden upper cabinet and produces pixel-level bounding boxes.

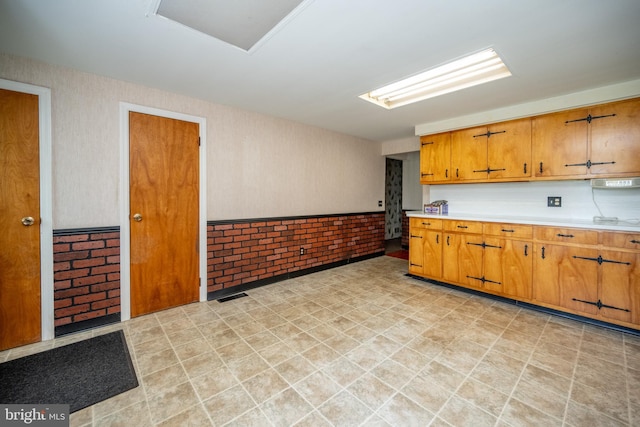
[533,108,589,177]
[533,98,640,178]
[451,118,531,182]
[590,98,640,175]
[451,126,487,181]
[420,133,451,183]
[486,118,532,179]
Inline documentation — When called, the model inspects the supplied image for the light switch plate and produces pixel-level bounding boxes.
[547,196,562,207]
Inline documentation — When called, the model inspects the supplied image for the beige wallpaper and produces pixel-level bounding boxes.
[1,54,385,228]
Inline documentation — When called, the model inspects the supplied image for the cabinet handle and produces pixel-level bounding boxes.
[410,262,423,267]
[539,162,543,173]
[631,240,640,244]
[410,234,423,239]
[564,113,616,124]
[541,246,545,259]
[456,168,459,178]
[571,298,629,312]
[457,225,468,229]
[436,235,439,244]
[524,244,528,256]
[445,169,448,178]
[501,229,515,233]
[572,255,630,265]
[421,172,433,177]
[422,222,431,226]
[447,235,450,246]
[556,233,574,238]
[523,163,527,174]
[421,141,433,146]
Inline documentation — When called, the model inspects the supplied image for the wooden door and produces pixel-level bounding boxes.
[422,230,442,279]
[0,89,41,350]
[533,244,598,315]
[532,109,589,177]
[408,229,425,275]
[484,238,532,299]
[420,133,450,183]
[598,250,639,325]
[450,126,487,181]
[590,98,640,175]
[487,118,532,179]
[129,112,199,317]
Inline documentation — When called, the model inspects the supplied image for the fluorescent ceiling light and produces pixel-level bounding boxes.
[360,48,511,109]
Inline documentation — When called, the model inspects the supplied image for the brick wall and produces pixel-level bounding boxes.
[207,212,385,294]
[401,210,410,249]
[53,228,120,328]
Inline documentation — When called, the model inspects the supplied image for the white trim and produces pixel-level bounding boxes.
[415,78,640,136]
[0,78,54,341]
[119,103,207,321]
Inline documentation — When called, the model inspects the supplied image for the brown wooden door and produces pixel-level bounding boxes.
[422,230,443,279]
[532,109,589,177]
[451,126,488,181]
[408,229,425,275]
[129,112,199,317]
[483,238,532,299]
[0,89,41,350]
[598,250,638,325]
[486,118,532,179]
[419,133,450,183]
[590,98,640,175]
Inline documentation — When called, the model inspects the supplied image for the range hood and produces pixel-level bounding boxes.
[591,177,640,189]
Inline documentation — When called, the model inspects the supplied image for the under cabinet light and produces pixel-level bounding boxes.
[359,48,511,109]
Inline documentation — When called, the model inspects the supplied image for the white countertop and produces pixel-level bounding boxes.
[406,211,640,232]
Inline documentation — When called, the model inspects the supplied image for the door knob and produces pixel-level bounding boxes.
[21,216,35,226]
[133,213,142,222]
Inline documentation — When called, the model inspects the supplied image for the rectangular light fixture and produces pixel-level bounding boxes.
[359,48,511,109]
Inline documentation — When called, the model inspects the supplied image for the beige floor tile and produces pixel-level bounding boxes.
[258,340,299,366]
[146,382,199,425]
[401,371,451,413]
[292,410,333,427]
[500,398,563,427]
[260,387,314,427]
[371,358,415,390]
[142,363,188,396]
[318,390,373,427]
[274,354,317,384]
[376,392,435,427]
[439,395,497,427]
[456,378,509,417]
[242,368,289,404]
[173,337,212,361]
[420,360,466,392]
[202,384,256,425]
[155,403,212,427]
[347,372,395,410]
[94,400,152,427]
[226,351,270,381]
[180,351,224,379]
[190,365,238,400]
[293,370,342,407]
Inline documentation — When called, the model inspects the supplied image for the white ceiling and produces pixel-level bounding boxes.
[1,0,639,142]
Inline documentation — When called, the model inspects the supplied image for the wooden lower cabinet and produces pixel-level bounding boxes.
[410,218,640,330]
[533,244,599,315]
[484,238,532,299]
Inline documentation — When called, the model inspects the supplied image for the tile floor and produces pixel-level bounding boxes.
[2,256,640,426]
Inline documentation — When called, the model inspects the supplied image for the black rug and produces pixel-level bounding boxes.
[0,330,138,413]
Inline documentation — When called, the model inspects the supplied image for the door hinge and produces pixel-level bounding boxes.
[198,137,201,146]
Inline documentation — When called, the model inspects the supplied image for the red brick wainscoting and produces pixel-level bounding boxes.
[207,212,385,298]
[401,210,410,249]
[53,227,120,335]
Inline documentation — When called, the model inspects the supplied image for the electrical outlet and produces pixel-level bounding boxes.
[378,200,383,207]
[300,247,304,255]
[547,196,562,207]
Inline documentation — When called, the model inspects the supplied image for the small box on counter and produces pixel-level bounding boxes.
[424,200,448,214]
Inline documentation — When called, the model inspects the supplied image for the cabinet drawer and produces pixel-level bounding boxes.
[410,218,443,230]
[534,227,598,245]
[601,231,640,250]
[443,220,483,234]
[483,223,533,239]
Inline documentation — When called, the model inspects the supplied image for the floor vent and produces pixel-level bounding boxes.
[217,292,248,303]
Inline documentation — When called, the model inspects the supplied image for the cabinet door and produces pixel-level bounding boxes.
[420,133,451,183]
[451,126,488,181]
[533,244,598,315]
[599,250,639,325]
[532,109,589,177]
[408,229,426,275]
[423,230,443,279]
[444,233,484,287]
[487,118,532,179]
[484,238,532,299]
[590,98,640,175]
